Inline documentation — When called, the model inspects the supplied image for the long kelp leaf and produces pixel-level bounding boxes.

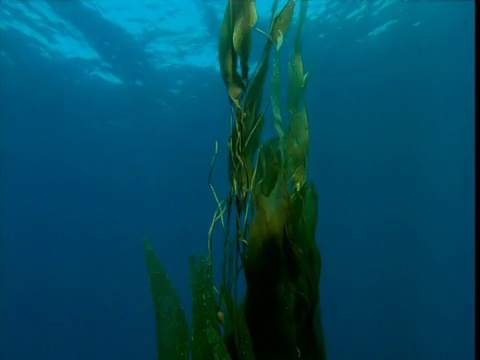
[218,1,244,102]
[287,0,308,113]
[144,239,189,360]
[270,0,296,42]
[190,254,220,360]
[232,0,258,80]
[206,325,231,360]
[271,36,284,140]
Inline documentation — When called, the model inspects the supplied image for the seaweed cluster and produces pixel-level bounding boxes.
[144,1,325,359]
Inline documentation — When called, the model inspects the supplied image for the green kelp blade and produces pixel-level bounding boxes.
[190,254,221,360]
[206,325,231,360]
[143,239,189,360]
[271,42,284,140]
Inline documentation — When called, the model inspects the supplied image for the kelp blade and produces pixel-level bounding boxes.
[190,254,229,359]
[206,325,231,360]
[144,239,189,360]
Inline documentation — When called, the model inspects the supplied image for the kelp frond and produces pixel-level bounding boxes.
[145,1,326,359]
[144,239,189,360]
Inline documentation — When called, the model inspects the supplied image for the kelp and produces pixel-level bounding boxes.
[190,255,227,359]
[144,242,237,360]
[218,0,258,103]
[144,0,326,358]
[270,0,297,42]
[287,0,310,113]
[143,239,189,360]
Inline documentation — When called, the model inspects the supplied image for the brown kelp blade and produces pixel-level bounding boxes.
[270,0,296,42]
[286,102,309,192]
[242,0,296,133]
[232,0,258,80]
[218,1,244,101]
[287,0,309,113]
[226,0,296,179]
[284,0,309,192]
[218,0,258,102]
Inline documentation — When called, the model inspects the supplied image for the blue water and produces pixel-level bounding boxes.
[0,1,474,359]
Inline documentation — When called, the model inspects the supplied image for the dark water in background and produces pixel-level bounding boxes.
[0,1,474,359]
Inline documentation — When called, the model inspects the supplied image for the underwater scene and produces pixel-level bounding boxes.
[0,1,474,359]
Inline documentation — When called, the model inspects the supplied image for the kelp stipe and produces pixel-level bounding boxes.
[144,1,326,358]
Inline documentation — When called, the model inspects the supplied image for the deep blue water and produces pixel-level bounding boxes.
[0,1,475,360]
